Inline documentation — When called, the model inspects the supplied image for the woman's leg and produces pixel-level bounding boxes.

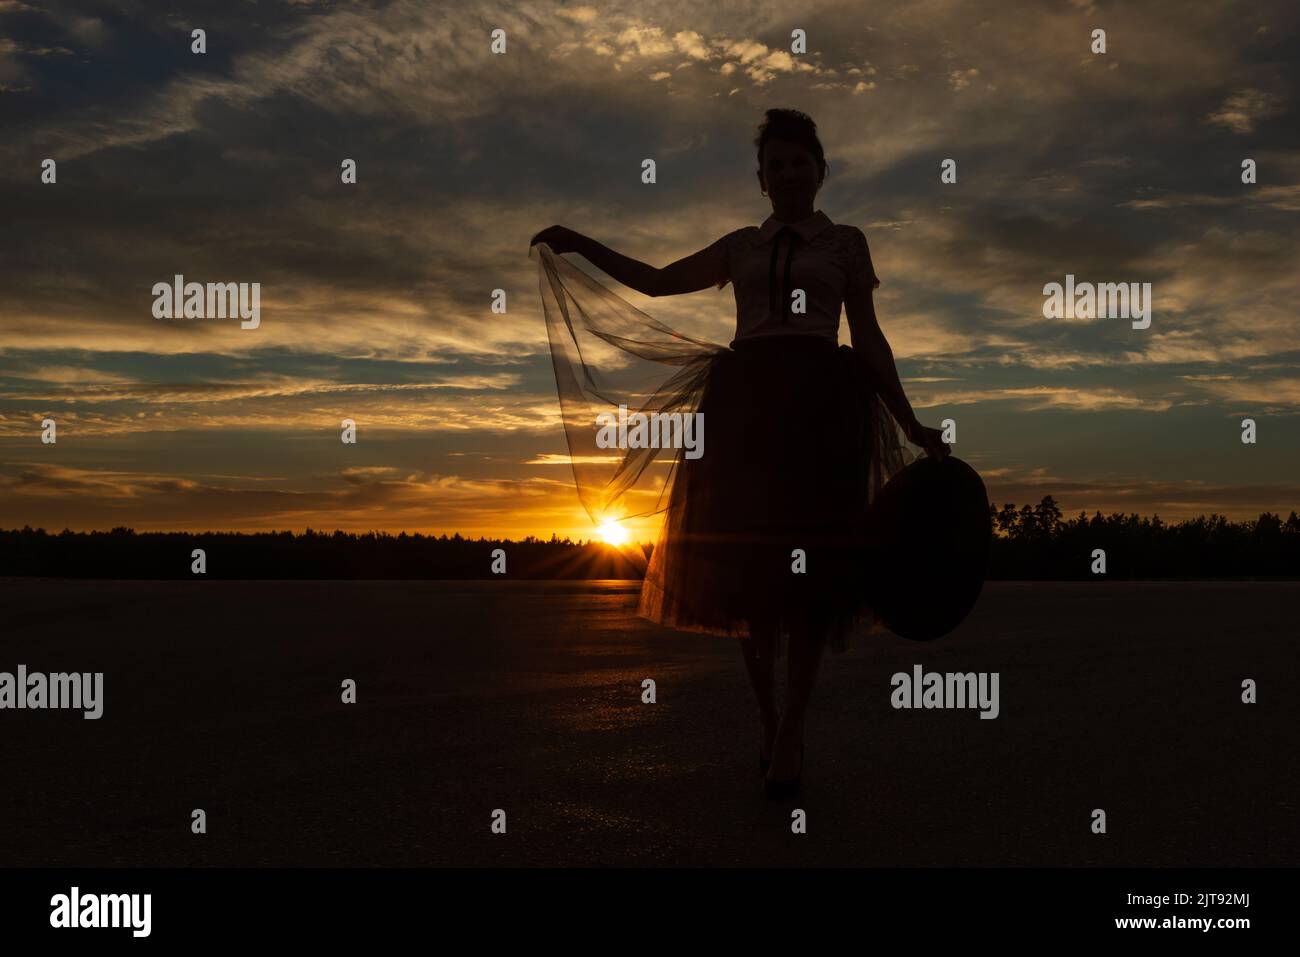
[767,616,828,780]
[740,618,780,756]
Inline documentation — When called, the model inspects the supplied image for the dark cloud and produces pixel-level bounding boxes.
[1,0,1297,530]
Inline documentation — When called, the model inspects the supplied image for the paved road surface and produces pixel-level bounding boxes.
[0,579,1293,866]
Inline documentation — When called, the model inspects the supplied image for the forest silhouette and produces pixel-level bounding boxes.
[1,496,1297,579]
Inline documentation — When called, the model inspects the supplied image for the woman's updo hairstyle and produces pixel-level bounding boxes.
[754,108,828,187]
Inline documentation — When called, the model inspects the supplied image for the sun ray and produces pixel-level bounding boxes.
[597,519,629,546]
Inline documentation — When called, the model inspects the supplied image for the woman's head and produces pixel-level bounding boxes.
[754,108,827,209]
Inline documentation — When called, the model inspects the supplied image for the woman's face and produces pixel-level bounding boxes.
[757,138,823,213]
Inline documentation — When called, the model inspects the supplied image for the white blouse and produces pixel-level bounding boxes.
[708,209,880,346]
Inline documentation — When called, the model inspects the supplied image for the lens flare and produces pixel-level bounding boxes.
[597,520,629,546]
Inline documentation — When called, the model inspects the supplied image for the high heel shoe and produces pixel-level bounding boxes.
[763,737,804,800]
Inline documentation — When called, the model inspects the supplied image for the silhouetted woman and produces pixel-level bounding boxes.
[532,108,949,797]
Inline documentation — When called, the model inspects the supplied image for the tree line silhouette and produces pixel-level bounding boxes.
[0,526,649,579]
[0,496,1297,579]
[988,496,1300,579]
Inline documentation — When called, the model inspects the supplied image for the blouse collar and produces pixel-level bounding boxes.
[757,208,833,243]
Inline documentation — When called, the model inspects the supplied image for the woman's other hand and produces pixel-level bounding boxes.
[905,419,951,460]
[530,225,582,255]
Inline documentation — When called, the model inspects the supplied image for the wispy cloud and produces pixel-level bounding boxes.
[2,0,1297,532]
[1204,88,1287,134]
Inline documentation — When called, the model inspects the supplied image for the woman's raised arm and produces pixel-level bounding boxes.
[654,235,728,297]
[531,225,725,298]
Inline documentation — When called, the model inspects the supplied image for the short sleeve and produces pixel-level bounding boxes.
[711,229,739,290]
[847,227,881,292]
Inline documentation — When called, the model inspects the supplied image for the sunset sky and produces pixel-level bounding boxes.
[1,0,1298,543]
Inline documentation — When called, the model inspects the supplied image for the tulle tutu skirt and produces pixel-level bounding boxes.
[636,333,909,656]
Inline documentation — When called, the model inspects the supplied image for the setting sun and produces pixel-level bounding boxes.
[597,520,629,546]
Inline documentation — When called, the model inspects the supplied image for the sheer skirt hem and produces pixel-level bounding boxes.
[631,335,916,659]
